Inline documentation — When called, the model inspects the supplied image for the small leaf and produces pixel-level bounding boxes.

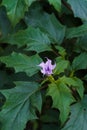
[54,57,69,74]
[62,95,87,130]
[72,52,87,71]
[55,46,66,57]
[68,0,87,20]
[66,24,87,39]
[0,52,42,77]
[74,36,87,53]
[60,76,84,99]
[0,81,42,130]
[48,0,61,12]
[47,81,75,124]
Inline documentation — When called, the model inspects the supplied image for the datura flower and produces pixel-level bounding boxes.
[38,58,56,76]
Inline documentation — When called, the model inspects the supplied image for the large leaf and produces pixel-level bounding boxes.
[1,27,51,53]
[66,24,87,39]
[68,0,87,20]
[47,81,75,124]
[1,0,36,26]
[48,0,61,12]
[0,52,42,77]
[72,52,87,71]
[0,81,42,130]
[62,95,87,130]
[24,6,66,44]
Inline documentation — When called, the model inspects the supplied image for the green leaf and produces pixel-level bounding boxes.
[0,81,42,130]
[0,52,42,77]
[60,76,84,99]
[48,0,61,12]
[62,95,87,130]
[25,0,36,6]
[1,0,36,26]
[47,81,75,124]
[84,75,87,81]
[24,7,66,44]
[68,0,87,20]
[66,24,87,39]
[74,35,87,53]
[24,27,51,52]
[55,46,66,58]
[1,27,51,53]
[54,57,69,74]
[0,6,12,36]
[72,52,87,71]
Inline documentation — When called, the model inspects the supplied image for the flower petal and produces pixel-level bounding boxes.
[38,62,45,68]
[52,63,56,70]
[41,69,46,75]
[45,58,52,68]
[38,58,56,75]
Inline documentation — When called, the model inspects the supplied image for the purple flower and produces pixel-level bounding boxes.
[38,58,56,75]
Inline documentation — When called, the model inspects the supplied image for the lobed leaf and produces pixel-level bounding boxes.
[1,0,36,26]
[0,52,42,77]
[72,52,87,71]
[68,0,87,20]
[62,95,87,130]
[0,81,42,130]
[1,27,51,53]
[60,76,84,99]
[24,7,66,44]
[47,81,75,124]
[66,24,87,39]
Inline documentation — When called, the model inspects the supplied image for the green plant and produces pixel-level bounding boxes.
[0,0,87,130]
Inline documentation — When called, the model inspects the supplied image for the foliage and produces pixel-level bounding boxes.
[0,0,87,130]
[62,95,87,130]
